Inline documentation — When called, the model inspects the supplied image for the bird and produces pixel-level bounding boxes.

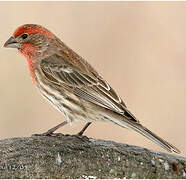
[4,24,180,154]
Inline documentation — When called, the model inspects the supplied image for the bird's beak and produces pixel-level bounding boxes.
[4,36,20,49]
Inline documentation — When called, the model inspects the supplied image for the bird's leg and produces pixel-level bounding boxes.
[32,121,91,137]
[33,120,69,136]
[76,122,92,136]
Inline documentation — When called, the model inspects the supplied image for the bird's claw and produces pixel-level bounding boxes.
[32,132,54,136]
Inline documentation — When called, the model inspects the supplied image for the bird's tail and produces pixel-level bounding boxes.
[111,115,181,154]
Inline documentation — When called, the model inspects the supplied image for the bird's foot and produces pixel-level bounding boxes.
[72,133,89,141]
[76,132,84,137]
[32,132,63,137]
[32,132,52,136]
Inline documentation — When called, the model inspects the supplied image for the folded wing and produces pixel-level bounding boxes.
[39,53,139,123]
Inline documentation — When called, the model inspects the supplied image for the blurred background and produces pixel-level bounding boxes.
[0,2,185,156]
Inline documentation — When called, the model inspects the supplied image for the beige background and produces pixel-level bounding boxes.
[0,2,185,156]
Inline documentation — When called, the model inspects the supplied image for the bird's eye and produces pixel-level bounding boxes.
[21,33,28,40]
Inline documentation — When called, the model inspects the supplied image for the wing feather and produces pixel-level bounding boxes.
[39,54,139,123]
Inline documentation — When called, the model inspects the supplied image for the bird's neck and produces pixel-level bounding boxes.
[18,46,38,83]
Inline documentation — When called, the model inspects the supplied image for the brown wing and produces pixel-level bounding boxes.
[39,53,139,123]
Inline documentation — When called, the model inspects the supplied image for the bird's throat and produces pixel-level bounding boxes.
[18,44,37,83]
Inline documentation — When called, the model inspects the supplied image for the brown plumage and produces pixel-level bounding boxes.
[4,24,180,153]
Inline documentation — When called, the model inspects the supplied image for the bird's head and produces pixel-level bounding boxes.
[4,24,57,60]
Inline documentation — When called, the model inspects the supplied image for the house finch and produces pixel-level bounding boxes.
[4,24,180,153]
